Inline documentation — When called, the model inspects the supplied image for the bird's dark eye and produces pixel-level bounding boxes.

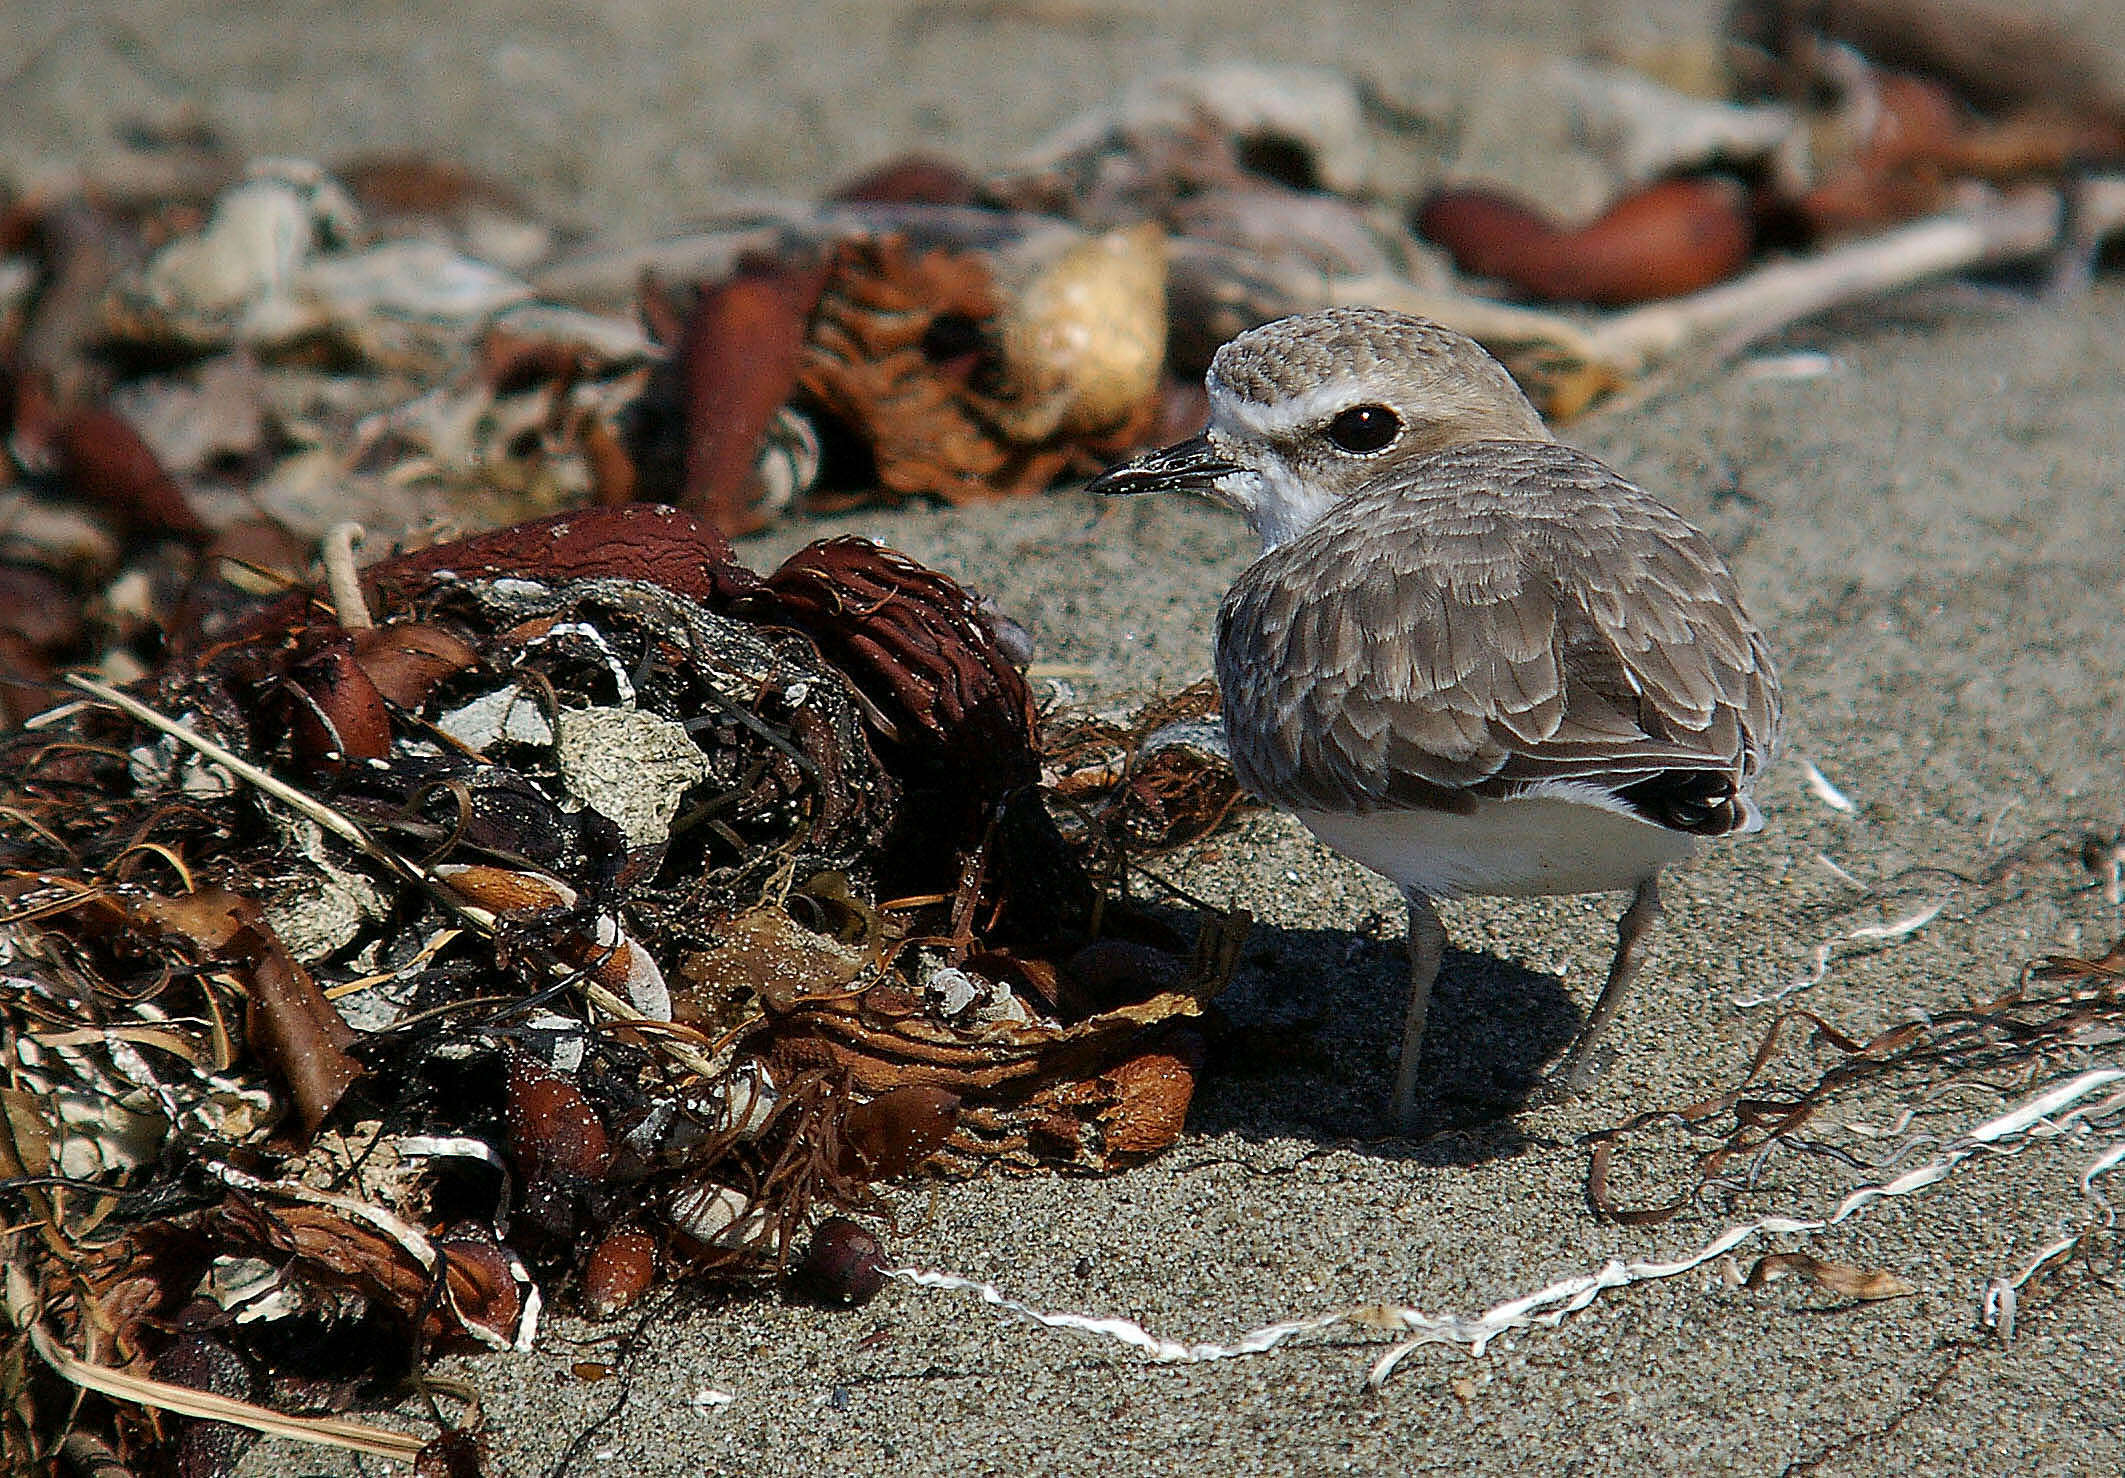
[1325,403,1401,453]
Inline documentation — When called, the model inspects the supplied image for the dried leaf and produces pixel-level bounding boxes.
[431,1228,525,1344]
[207,1194,526,1350]
[674,261,830,535]
[53,404,209,543]
[243,942,363,1138]
[1416,177,1754,306]
[1742,1251,1917,1301]
[349,622,480,708]
[132,887,362,1139]
[287,635,394,772]
[840,1086,962,1180]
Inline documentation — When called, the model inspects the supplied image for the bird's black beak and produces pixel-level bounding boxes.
[1086,433,1241,497]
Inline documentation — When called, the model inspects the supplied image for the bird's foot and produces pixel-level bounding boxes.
[1388,1085,1430,1138]
[1529,1042,1618,1107]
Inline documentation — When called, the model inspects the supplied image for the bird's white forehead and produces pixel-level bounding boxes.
[1206,376,1374,442]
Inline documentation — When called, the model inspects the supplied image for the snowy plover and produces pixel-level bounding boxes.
[1091,307,1781,1129]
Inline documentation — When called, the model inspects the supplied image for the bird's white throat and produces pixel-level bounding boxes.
[1203,389,1344,550]
[1211,461,1338,551]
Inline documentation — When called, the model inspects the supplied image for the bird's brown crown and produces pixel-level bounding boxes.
[1205,307,1550,453]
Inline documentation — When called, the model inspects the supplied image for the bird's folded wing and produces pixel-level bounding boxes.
[1215,443,1781,815]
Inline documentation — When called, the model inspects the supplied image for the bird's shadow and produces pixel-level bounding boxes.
[1184,919,1581,1167]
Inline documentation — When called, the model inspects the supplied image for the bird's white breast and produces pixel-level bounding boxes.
[1293,786,1700,901]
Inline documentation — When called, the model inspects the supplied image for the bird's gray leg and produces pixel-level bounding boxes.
[1393,890,1447,1132]
[1554,875,1663,1094]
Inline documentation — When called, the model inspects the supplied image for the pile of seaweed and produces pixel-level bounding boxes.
[0,504,1247,1472]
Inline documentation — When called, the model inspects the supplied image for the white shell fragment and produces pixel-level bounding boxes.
[203,1256,303,1323]
[977,980,1035,1028]
[756,405,822,517]
[553,706,715,850]
[1802,760,1856,813]
[36,1083,168,1179]
[925,963,982,1019]
[260,812,392,962]
[131,160,359,341]
[107,353,267,477]
[515,1009,590,1075]
[712,1063,778,1138]
[294,238,530,331]
[1552,61,1802,190]
[437,685,557,749]
[126,728,239,796]
[488,301,658,367]
[115,158,534,360]
[588,909,675,1022]
[0,256,36,322]
[669,1183,770,1248]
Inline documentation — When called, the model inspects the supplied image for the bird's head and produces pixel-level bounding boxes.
[1088,306,1550,549]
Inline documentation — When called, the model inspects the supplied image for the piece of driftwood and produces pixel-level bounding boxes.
[1338,181,2124,415]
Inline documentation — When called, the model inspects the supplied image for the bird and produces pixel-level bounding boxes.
[1088,307,1780,1130]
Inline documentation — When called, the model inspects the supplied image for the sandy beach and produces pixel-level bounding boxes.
[8,1,2125,1472]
